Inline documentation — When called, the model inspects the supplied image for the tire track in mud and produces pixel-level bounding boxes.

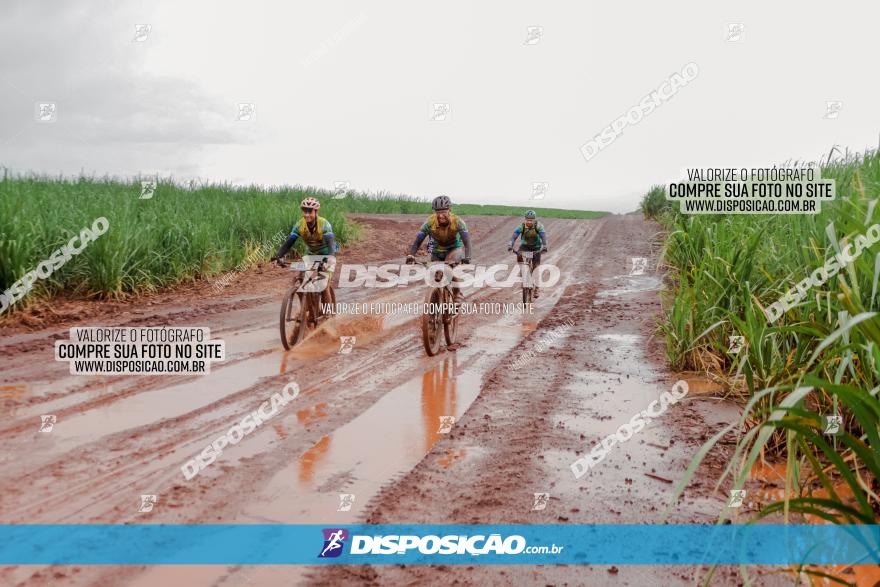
[0,215,603,586]
[306,215,751,587]
[120,215,607,587]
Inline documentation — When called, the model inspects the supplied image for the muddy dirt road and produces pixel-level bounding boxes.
[0,214,749,586]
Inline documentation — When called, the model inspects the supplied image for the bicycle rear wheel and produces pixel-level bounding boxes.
[327,284,336,311]
[318,284,337,317]
[422,288,443,356]
[280,286,306,349]
[303,293,320,331]
[525,258,539,303]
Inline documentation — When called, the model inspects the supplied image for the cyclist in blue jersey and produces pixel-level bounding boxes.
[508,210,548,297]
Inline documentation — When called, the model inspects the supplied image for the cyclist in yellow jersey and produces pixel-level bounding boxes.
[405,195,472,303]
[271,197,337,258]
[405,195,472,264]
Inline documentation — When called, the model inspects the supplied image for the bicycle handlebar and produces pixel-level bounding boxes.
[276,257,330,271]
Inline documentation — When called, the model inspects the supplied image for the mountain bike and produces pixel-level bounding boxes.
[277,256,336,350]
[515,250,539,304]
[418,260,463,356]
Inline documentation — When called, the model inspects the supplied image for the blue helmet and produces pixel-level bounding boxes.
[525,210,537,219]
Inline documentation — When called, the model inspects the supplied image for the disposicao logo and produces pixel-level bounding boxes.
[316,530,556,557]
[319,528,349,558]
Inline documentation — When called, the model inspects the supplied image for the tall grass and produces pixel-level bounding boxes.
[0,173,605,308]
[655,149,880,526]
[639,184,672,220]
[0,177,352,302]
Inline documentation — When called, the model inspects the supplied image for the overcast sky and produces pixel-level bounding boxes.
[1,1,878,213]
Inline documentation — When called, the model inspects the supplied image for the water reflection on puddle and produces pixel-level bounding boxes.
[242,356,482,523]
[596,275,661,298]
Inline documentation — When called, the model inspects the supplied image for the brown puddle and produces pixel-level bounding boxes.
[748,460,878,586]
[520,321,538,335]
[749,458,860,516]
[298,435,331,485]
[678,376,724,396]
[296,402,328,427]
[750,459,788,487]
[593,275,662,301]
[29,354,294,453]
[240,356,482,523]
[437,447,467,468]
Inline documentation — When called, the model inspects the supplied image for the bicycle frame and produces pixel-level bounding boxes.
[419,260,461,298]
[290,260,330,294]
[516,250,538,287]
[278,256,336,349]
[514,250,538,303]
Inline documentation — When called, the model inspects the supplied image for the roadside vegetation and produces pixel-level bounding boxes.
[644,149,880,527]
[639,184,672,219]
[328,189,606,219]
[0,173,605,308]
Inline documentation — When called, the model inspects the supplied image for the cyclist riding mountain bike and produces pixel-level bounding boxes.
[406,195,472,301]
[272,197,337,259]
[406,196,472,264]
[508,210,548,297]
[271,196,337,301]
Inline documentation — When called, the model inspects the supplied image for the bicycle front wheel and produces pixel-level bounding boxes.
[422,287,443,356]
[280,286,306,349]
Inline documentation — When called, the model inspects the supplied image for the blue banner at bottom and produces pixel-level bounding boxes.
[1,524,878,565]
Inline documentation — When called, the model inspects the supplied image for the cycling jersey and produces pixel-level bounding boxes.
[410,213,472,257]
[510,221,547,251]
[274,215,337,259]
[292,216,335,255]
